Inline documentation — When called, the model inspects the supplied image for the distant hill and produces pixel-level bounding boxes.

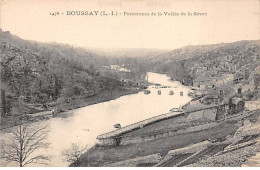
[151,40,260,64]
[86,48,171,58]
[0,30,108,68]
[148,40,260,83]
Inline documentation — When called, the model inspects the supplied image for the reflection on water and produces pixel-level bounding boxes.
[0,72,192,167]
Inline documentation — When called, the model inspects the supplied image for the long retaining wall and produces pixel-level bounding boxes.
[114,121,224,146]
[96,109,259,146]
[97,110,184,139]
[96,106,219,146]
[97,105,220,140]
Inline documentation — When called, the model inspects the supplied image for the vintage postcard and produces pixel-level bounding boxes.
[0,0,260,167]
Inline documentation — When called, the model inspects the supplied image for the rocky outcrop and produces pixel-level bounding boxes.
[155,141,211,166]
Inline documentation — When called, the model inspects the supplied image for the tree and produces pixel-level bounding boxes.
[63,143,88,166]
[0,123,49,167]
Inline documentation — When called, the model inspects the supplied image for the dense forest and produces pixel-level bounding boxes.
[0,30,148,120]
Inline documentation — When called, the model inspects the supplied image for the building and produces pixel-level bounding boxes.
[228,97,245,113]
[233,83,243,95]
[193,74,216,90]
[200,81,215,90]
[233,77,244,84]
[215,74,233,87]
[199,95,220,105]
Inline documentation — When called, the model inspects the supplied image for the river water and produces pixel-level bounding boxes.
[0,72,192,167]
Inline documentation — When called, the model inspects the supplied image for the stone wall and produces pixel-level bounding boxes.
[97,110,259,147]
[106,153,162,167]
[97,120,224,146]
[97,111,184,139]
[96,137,116,146]
[114,122,222,146]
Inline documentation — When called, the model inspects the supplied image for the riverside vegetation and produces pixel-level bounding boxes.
[0,30,149,129]
[73,40,260,167]
[1,30,260,167]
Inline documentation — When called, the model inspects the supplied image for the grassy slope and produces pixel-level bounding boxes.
[76,120,237,167]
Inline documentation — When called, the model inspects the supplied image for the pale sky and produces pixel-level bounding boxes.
[0,0,260,49]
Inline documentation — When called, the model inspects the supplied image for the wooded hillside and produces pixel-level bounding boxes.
[0,30,146,119]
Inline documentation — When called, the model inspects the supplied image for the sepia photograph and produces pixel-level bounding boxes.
[0,0,260,167]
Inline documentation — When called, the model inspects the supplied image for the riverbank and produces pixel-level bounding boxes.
[73,110,260,167]
[0,87,142,131]
[1,72,192,167]
[73,121,238,167]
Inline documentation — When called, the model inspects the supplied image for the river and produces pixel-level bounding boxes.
[0,72,192,167]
